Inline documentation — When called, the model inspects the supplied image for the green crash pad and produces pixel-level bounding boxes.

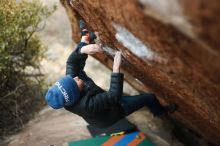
[68,131,155,146]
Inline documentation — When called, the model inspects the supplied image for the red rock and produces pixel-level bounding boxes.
[61,0,220,145]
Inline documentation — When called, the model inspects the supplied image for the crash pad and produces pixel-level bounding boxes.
[68,131,155,146]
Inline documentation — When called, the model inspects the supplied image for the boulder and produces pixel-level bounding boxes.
[61,0,220,145]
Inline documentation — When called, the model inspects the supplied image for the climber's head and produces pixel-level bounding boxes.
[45,75,81,109]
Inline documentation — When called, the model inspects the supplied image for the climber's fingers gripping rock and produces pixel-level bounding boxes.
[113,51,122,73]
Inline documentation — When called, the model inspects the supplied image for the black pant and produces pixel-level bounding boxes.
[120,93,166,116]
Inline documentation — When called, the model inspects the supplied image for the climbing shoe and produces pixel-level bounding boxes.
[79,20,97,43]
[89,31,97,44]
[79,20,87,31]
[164,103,178,114]
[79,20,89,36]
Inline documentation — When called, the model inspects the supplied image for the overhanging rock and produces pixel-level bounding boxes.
[61,0,220,145]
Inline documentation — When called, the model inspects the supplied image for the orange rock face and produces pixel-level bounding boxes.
[182,0,220,52]
[61,0,220,145]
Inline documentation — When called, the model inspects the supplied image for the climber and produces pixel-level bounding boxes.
[45,20,177,128]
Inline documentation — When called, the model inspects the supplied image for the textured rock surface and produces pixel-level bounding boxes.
[182,0,220,52]
[61,0,220,145]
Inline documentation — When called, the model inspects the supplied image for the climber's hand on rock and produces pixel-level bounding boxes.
[113,51,122,73]
[80,44,103,55]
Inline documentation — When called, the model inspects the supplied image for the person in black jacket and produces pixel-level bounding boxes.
[45,20,177,128]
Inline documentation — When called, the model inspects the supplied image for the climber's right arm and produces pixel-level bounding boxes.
[66,42,88,77]
[66,43,102,78]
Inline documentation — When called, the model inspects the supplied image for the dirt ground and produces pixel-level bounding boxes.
[4,107,183,146]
